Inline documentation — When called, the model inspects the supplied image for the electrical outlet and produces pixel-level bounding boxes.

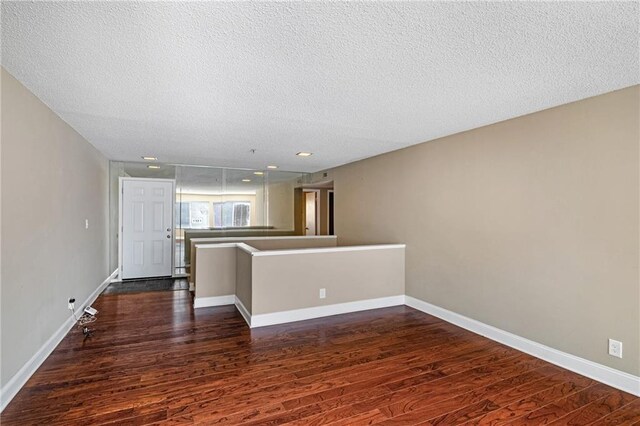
[319,288,326,299]
[85,219,89,229]
[608,339,623,358]
[68,298,75,311]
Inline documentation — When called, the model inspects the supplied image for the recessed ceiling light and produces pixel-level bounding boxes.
[142,156,157,161]
[147,165,160,169]
[296,152,313,157]
[242,179,251,182]
[253,171,264,175]
[267,165,279,169]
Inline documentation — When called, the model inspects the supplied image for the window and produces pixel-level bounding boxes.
[175,201,210,229]
[233,202,250,227]
[213,201,251,227]
[176,202,190,228]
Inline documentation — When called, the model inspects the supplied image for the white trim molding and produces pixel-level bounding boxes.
[194,243,242,249]
[0,269,119,412]
[193,295,235,308]
[405,296,640,397]
[250,295,405,328]
[191,235,337,245]
[234,297,252,327]
[236,243,259,254]
[251,244,406,257]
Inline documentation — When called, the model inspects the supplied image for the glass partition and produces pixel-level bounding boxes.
[109,162,309,273]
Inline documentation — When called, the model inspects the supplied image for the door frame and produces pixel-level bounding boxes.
[118,177,176,279]
[302,189,321,235]
[327,189,334,235]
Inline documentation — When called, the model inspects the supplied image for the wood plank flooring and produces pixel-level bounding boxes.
[2,290,638,425]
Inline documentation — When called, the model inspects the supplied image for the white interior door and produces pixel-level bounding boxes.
[304,191,317,235]
[120,178,174,279]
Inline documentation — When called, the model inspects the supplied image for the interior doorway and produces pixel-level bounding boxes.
[328,189,334,235]
[295,183,334,236]
[304,190,319,235]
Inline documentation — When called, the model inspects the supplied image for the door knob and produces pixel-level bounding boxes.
[166,235,171,239]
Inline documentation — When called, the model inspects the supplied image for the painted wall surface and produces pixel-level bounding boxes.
[1,68,110,387]
[192,236,337,287]
[194,246,237,296]
[267,180,295,231]
[251,247,405,315]
[235,248,253,313]
[326,86,640,375]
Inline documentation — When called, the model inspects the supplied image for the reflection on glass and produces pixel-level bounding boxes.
[213,201,251,227]
[109,161,309,272]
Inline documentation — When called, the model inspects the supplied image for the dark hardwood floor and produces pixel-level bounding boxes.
[2,290,638,425]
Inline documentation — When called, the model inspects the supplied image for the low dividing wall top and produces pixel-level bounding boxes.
[184,228,296,263]
[190,235,337,285]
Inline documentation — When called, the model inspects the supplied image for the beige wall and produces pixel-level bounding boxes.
[235,247,253,313]
[251,246,405,315]
[267,180,295,231]
[192,236,337,287]
[326,86,640,375]
[194,245,237,297]
[0,67,3,400]
[194,243,404,318]
[1,68,110,387]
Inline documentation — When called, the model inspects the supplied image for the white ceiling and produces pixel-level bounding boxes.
[2,1,638,173]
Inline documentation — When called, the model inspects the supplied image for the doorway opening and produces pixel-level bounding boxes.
[328,189,334,235]
[303,190,320,235]
[295,181,334,236]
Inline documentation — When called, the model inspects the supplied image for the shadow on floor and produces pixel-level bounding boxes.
[103,278,190,295]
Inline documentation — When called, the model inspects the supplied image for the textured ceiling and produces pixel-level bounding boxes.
[2,1,638,172]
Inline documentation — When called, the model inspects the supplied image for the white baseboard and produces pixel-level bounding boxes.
[234,297,252,327]
[193,294,235,308]
[404,296,640,397]
[0,268,119,412]
[250,295,405,328]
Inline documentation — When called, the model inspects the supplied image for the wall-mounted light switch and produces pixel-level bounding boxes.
[85,219,89,229]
